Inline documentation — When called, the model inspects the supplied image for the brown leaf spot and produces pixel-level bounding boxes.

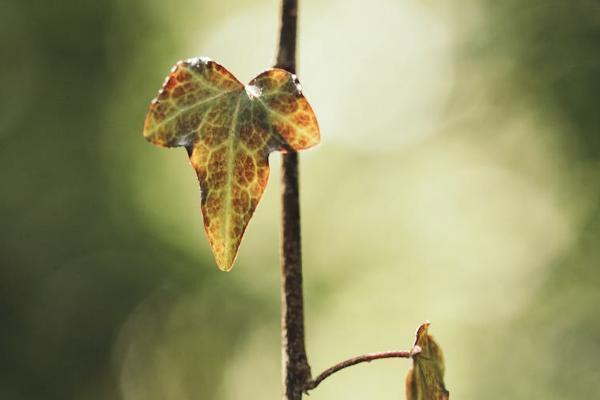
[203,125,228,146]
[175,70,192,82]
[272,120,294,142]
[293,112,310,126]
[271,94,298,113]
[164,75,178,90]
[207,148,227,186]
[172,86,185,98]
[234,153,256,186]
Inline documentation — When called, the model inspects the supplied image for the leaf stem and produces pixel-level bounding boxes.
[275,1,311,400]
[304,350,415,392]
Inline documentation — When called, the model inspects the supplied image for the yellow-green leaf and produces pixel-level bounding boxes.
[143,57,320,271]
[406,322,449,400]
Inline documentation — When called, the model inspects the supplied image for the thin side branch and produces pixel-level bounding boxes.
[305,350,415,392]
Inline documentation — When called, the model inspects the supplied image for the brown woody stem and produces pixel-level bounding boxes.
[275,1,311,400]
[305,350,414,392]
[275,0,298,74]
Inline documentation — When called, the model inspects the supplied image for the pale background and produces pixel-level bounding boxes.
[1,0,599,399]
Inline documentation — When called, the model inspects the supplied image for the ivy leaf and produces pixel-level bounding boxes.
[143,57,320,271]
[406,322,449,400]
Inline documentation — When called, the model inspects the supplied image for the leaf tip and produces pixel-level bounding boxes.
[415,320,431,342]
[216,262,234,272]
[215,248,239,271]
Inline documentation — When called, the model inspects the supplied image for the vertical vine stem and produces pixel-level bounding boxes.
[275,1,311,399]
[279,151,311,400]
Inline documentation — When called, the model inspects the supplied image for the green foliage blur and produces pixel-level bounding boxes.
[1,0,598,399]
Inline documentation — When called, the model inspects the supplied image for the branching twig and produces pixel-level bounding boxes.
[304,349,416,392]
[273,1,419,399]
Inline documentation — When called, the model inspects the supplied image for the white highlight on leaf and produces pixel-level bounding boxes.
[245,84,262,99]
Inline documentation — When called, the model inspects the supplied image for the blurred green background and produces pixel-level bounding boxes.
[1,0,599,399]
